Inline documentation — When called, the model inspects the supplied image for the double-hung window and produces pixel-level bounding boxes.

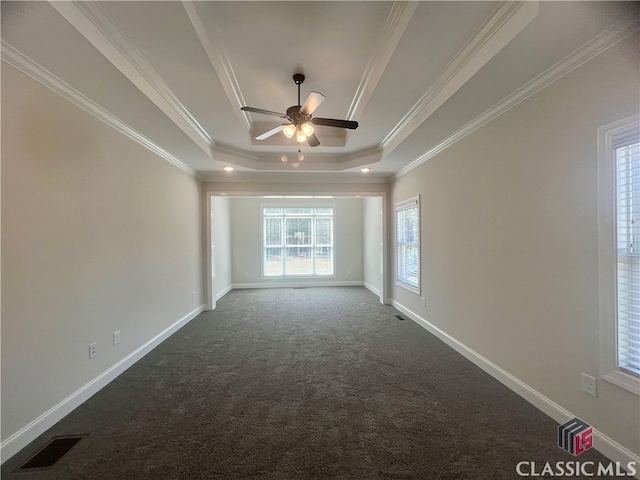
[263,207,334,277]
[396,196,420,293]
[598,115,640,394]
[615,137,640,377]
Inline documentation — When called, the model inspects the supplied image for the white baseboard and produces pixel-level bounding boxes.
[390,300,640,476]
[0,304,206,464]
[215,284,233,301]
[231,280,364,289]
[363,281,381,297]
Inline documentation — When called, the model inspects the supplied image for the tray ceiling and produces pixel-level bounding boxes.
[1,1,637,180]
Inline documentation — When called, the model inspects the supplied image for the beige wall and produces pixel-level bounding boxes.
[363,197,383,296]
[1,66,204,443]
[211,196,232,299]
[390,35,640,454]
[229,197,364,286]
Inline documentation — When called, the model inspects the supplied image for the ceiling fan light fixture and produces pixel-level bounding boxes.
[241,73,358,148]
[283,124,296,138]
[301,122,314,136]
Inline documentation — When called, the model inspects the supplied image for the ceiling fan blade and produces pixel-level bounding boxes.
[300,92,326,115]
[307,133,320,147]
[255,124,287,140]
[311,118,359,129]
[241,106,287,119]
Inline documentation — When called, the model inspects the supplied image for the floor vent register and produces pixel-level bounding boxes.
[19,435,86,471]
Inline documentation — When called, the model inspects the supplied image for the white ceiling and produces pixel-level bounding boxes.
[1,1,637,180]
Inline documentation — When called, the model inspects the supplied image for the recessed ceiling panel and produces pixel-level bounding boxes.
[346,1,500,153]
[95,1,249,149]
[198,1,393,138]
[1,1,215,171]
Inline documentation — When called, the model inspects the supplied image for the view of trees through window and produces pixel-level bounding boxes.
[263,207,334,276]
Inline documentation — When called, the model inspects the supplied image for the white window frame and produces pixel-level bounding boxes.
[395,196,421,294]
[261,204,335,279]
[598,114,640,395]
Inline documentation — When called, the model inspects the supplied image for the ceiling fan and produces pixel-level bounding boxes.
[241,73,358,147]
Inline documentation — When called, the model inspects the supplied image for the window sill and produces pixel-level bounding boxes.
[396,280,420,295]
[261,275,337,280]
[603,370,640,396]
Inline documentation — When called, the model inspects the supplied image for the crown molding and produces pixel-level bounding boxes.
[345,1,418,122]
[208,144,383,172]
[337,147,383,170]
[182,1,251,131]
[201,171,392,185]
[210,143,259,170]
[381,1,539,154]
[394,16,639,180]
[48,1,212,156]
[2,41,198,179]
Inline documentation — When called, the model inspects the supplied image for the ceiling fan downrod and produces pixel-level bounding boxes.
[293,73,305,107]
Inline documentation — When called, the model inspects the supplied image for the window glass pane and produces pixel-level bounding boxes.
[264,208,283,215]
[396,203,419,289]
[315,247,333,275]
[264,247,283,276]
[263,206,334,278]
[264,217,282,246]
[616,142,640,377]
[286,247,312,274]
[285,208,313,215]
[398,245,419,287]
[315,217,332,245]
[286,218,312,245]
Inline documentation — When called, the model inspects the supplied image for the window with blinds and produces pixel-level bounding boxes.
[616,140,640,377]
[396,197,420,293]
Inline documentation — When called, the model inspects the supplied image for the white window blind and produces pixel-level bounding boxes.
[396,198,420,292]
[616,141,640,377]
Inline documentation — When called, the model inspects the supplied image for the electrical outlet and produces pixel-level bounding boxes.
[582,373,597,397]
[347,268,352,275]
[89,343,97,358]
[113,331,121,345]
[422,297,427,307]
[192,291,196,300]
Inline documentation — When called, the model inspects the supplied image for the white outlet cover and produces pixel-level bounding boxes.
[581,373,598,397]
[89,343,97,358]
[113,331,121,345]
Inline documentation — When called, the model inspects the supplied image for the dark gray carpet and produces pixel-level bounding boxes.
[2,287,616,479]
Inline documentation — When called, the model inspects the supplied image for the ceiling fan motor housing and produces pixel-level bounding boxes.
[286,105,310,126]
